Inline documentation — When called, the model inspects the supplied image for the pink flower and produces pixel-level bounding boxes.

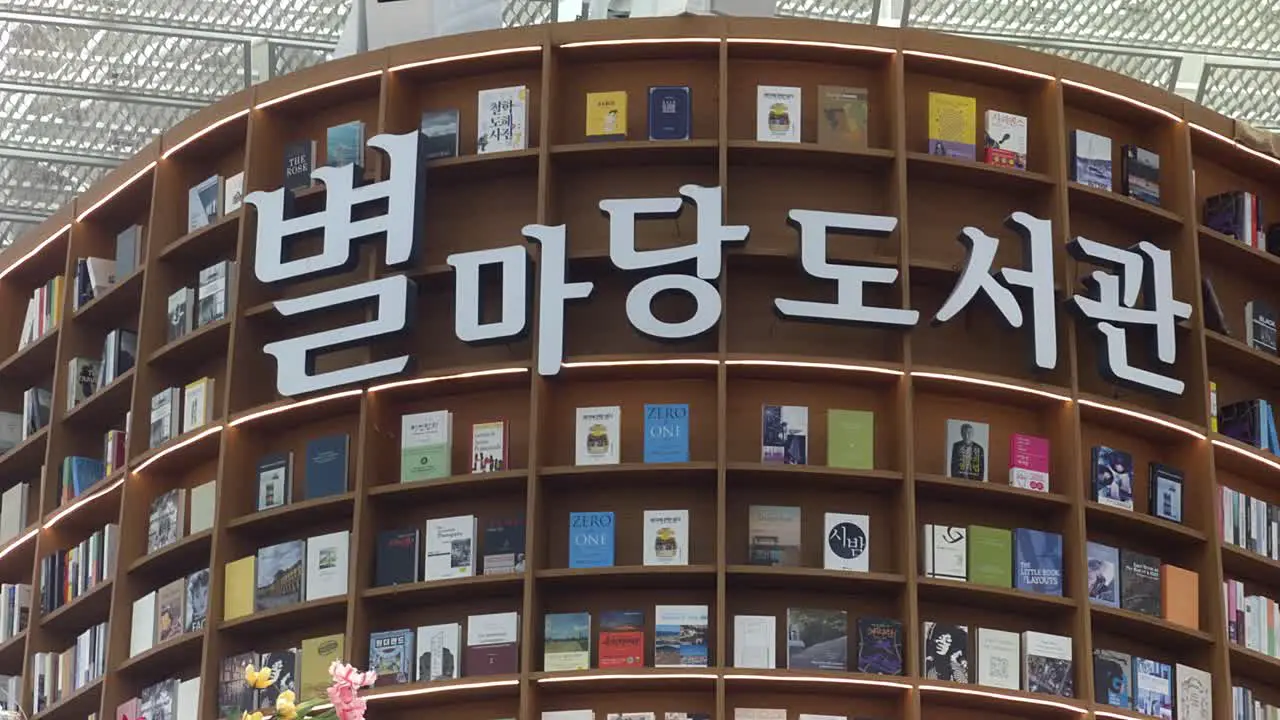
[328,661,377,689]
[326,681,368,720]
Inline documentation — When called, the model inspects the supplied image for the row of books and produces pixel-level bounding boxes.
[1086,542,1199,627]
[104,427,126,476]
[17,275,64,351]
[1220,398,1280,455]
[0,483,27,546]
[165,259,234,344]
[0,584,29,644]
[1225,577,1280,660]
[219,634,344,719]
[1219,485,1279,561]
[1090,445,1186,523]
[1068,129,1161,204]
[0,675,18,714]
[129,568,209,657]
[370,611,520,686]
[148,376,215,449]
[16,388,51,445]
[399,410,506,481]
[38,523,119,615]
[252,434,351,512]
[1236,686,1280,720]
[146,480,215,555]
[921,524,1062,595]
[70,256,115,312]
[117,676,199,720]
[733,613,898,674]
[1095,651,1210,720]
[65,330,136,412]
[376,515,523,586]
[59,455,105,505]
[1205,191,1272,251]
[30,621,107,713]
[221,531,349,621]
[188,171,244,232]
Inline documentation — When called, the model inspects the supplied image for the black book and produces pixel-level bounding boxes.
[482,517,525,575]
[1201,277,1230,336]
[219,652,258,720]
[1120,549,1161,616]
[1247,300,1277,354]
[375,527,420,586]
[1093,648,1132,707]
[922,621,969,683]
[283,139,317,192]
[1121,145,1160,205]
[256,649,298,710]
[1148,463,1184,524]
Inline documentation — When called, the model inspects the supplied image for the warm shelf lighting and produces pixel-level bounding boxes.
[255,70,383,109]
[902,49,1053,80]
[364,678,519,701]
[1212,438,1280,473]
[728,38,895,54]
[910,371,1071,402]
[162,109,251,159]
[538,672,718,683]
[724,359,904,376]
[724,673,913,690]
[1188,122,1235,147]
[1095,710,1150,720]
[75,161,157,223]
[0,223,70,281]
[561,37,721,49]
[132,425,224,474]
[561,358,721,369]
[917,683,1086,713]
[229,389,364,427]
[1059,79,1181,123]
[1075,399,1205,440]
[0,528,38,562]
[367,367,529,393]
[390,45,543,72]
[43,475,125,530]
[1189,123,1280,170]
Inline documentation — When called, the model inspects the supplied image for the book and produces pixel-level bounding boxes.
[1094,649,1132,708]
[984,110,1027,168]
[921,524,966,581]
[1175,664,1212,720]
[187,174,222,232]
[1009,433,1050,491]
[786,608,847,671]
[824,512,870,572]
[130,592,156,657]
[1086,541,1119,607]
[257,452,292,511]
[545,713,594,720]
[1014,528,1063,596]
[184,568,209,632]
[182,376,214,433]
[1133,657,1172,718]
[643,509,688,566]
[1023,631,1073,696]
[648,86,691,141]
[369,629,414,686]
[224,171,244,214]
[856,617,903,675]
[465,610,519,676]
[254,540,304,611]
[1122,145,1161,205]
[817,86,869,150]
[375,528,419,586]
[748,505,801,567]
[66,357,100,411]
[115,224,143,276]
[946,419,989,481]
[283,139,316,191]
[149,387,180,448]
[304,434,349,498]
[420,109,460,160]
[569,511,614,568]
[1092,445,1134,510]
[1148,463,1183,523]
[922,622,969,682]
[326,120,365,167]
[976,627,1020,690]
[733,615,775,669]
[401,410,452,482]
[761,404,807,464]
[304,530,349,601]
[416,622,461,681]
[544,612,591,671]
[147,488,185,553]
[756,85,801,143]
[482,516,524,575]
[218,652,257,720]
[576,406,621,465]
[644,403,689,463]
[1202,277,1230,336]
[424,515,476,580]
[827,409,873,470]
[1120,549,1162,616]
[1071,129,1113,190]
[735,711,785,720]
[166,287,194,342]
[967,525,1012,587]
[928,92,977,160]
[196,259,232,327]
[586,91,627,141]
[654,605,708,667]
[256,649,297,710]
[1247,300,1277,354]
[477,86,528,154]
[599,609,644,668]
[471,420,506,473]
[1161,563,1198,629]
[299,634,344,699]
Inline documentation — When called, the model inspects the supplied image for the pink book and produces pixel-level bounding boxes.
[1008,433,1050,492]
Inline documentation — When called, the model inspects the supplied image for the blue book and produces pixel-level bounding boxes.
[1086,541,1119,607]
[569,511,614,568]
[305,433,349,499]
[648,86,691,141]
[64,456,106,499]
[1014,528,1063,596]
[644,403,689,463]
[326,121,365,168]
[1132,657,1171,718]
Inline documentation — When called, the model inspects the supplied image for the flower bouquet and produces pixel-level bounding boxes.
[241,661,377,720]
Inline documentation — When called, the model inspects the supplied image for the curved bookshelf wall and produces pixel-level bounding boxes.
[1,14,1279,720]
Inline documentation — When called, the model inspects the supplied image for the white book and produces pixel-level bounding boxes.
[798,716,846,720]
[471,420,505,473]
[984,110,1028,169]
[224,172,245,215]
[477,86,528,154]
[187,174,223,232]
[543,713,594,720]
[416,622,461,681]
[1175,664,1212,720]
[182,377,214,433]
[84,257,117,299]
[642,509,688,566]
[921,525,966,581]
[946,419,990,481]
[976,627,1020,690]
[1021,630,1072,694]
[467,610,519,647]
[733,615,776,669]
[0,483,27,542]
[196,260,233,328]
[305,530,350,601]
[130,592,156,657]
[176,678,200,720]
[756,85,801,143]
[149,388,179,448]
[187,481,216,535]
[824,513,870,572]
[401,410,452,482]
[576,406,621,465]
[424,515,476,580]
[167,288,194,342]
[735,710,786,720]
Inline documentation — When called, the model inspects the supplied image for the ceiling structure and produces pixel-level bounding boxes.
[0,0,1276,249]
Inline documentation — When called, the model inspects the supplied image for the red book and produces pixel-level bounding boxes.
[598,609,644,668]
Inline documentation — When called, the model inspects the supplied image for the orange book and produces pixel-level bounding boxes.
[1161,563,1199,629]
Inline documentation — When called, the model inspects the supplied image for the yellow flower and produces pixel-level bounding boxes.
[241,712,263,720]
[275,689,298,720]
[243,664,274,689]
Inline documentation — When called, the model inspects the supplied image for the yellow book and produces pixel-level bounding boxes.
[223,555,255,620]
[927,92,977,161]
[300,633,345,698]
[586,91,627,141]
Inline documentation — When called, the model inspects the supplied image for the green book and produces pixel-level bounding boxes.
[400,410,452,482]
[966,525,1012,587]
[828,409,874,469]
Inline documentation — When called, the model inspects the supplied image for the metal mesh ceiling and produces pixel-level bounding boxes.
[1017,44,1181,91]
[1198,64,1280,131]
[777,0,877,22]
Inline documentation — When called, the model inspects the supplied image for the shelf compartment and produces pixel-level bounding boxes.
[1229,644,1280,683]
[0,427,49,480]
[727,565,905,595]
[1221,544,1280,586]
[1066,181,1184,233]
[219,595,346,632]
[552,140,718,168]
[62,368,134,428]
[367,471,527,503]
[915,473,1071,513]
[157,211,240,265]
[71,266,144,325]
[40,578,113,635]
[225,492,355,533]
[0,329,59,385]
[146,316,231,367]
[534,667,717,692]
[728,463,903,494]
[29,675,102,720]
[1198,225,1280,285]
[1090,604,1212,650]
[0,630,24,674]
[917,577,1076,614]
[362,574,523,607]
[727,140,894,171]
[127,528,213,581]
[906,152,1055,193]
[1084,501,1205,546]
[423,148,539,181]
[116,629,204,677]
[536,564,717,590]
[1205,329,1280,383]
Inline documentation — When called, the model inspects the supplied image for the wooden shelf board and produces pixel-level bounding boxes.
[552,140,717,167]
[1090,604,1212,649]
[40,578,113,634]
[225,492,355,532]
[909,366,1072,406]
[727,565,905,594]
[127,528,213,578]
[129,424,223,475]
[727,140,894,171]
[917,577,1076,612]
[62,367,134,428]
[535,564,717,589]
[722,668,911,696]
[363,574,524,607]
[534,667,717,692]
[915,473,1070,511]
[1221,544,1280,585]
[41,470,124,536]
[1211,433,1280,480]
[0,630,25,673]
[1197,225,1280,284]
[727,463,903,493]
[1205,329,1280,383]
[219,595,346,632]
[906,151,1054,192]
[1228,644,1280,683]
[367,470,527,502]
[0,327,58,384]
[1075,391,1206,441]
[0,525,39,579]
[29,675,102,720]
[723,354,904,382]
[116,629,204,675]
[1066,181,1184,231]
[157,211,240,264]
[70,266,144,324]
[539,462,717,486]
[363,673,520,708]
[0,426,49,478]
[146,316,231,366]
[918,679,1084,716]
[1084,501,1206,545]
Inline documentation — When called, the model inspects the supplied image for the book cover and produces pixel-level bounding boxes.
[1202,277,1230,336]
[648,86,690,141]
[401,410,452,482]
[326,120,365,168]
[599,609,644,668]
[482,516,525,576]
[1148,463,1183,523]
[416,622,460,681]
[183,376,214,433]
[922,622,969,682]
[946,419,989,481]
[283,139,316,191]
[375,527,419,586]
[967,525,1012,587]
[369,629,414,686]
[544,612,591,671]
[256,451,292,512]
[644,403,689,463]
[1086,541,1119,607]
[223,555,254,621]
[304,530,349,601]
[166,288,193,343]
[827,409,873,470]
[576,406,621,465]
[147,488,184,553]
[196,259,231,327]
[420,109,460,160]
[465,611,519,676]
[856,617,903,675]
[218,652,257,720]
[1014,528,1063,596]
[586,91,627,141]
[643,509,688,566]
[1094,649,1132,708]
[304,434,349,499]
[477,86,528,154]
[735,711,785,720]
[155,577,185,643]
[1175,663,1212,720]
[1122,145,1161,205]
[1009,433,1050,491]
[472,420,506,473]
[1247,300,1277,354]
[1071,129,1113,190]
[733,614,776,669]
[1120,549,1162,616]
[921,524,966,581]
[1092,445,1134,510]
[254,540,304,611]
[1023,631,1073,697]
[187,174,221,232]
[1161,564,1198,629]
[569,511,614,568]
[224,172,244,215]
[984,110,1027,169]
[824,513,870,572]
[130,592,155,657]
[787,608,847,671]
[654,605,708,668]
[928,92,977,160]
[976,627,1020,690]
[748,505,801,567]
[424,515,476,580]
[256,649,298,710]
[299,634,344,699]
[756,85,801,143]
[115,224,142,276]
[1133,657,1172,718]
[184,568,209,633]
[817,85,869,150]
[761,404,807,464]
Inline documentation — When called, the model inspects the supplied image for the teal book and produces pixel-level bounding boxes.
[644,403,689,463]
[326,121,365,168]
